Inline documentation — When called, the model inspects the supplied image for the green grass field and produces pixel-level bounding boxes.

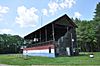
[0,52,100,66]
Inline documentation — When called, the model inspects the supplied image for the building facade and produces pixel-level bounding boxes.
[23,14,79,57]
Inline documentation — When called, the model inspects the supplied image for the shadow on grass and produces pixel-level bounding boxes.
[79,54,89,56]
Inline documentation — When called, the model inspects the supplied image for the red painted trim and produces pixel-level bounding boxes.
[23,44,54,50]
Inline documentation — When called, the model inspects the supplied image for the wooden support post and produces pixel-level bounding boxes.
[67,27,69,31]
[40,30,41,43]
[34,33,36,45]
[45,27,47,41]
[71,32,74,55]
[52,23,55,41]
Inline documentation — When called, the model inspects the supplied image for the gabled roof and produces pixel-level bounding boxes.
[52,14,77,27]
[24,14,77,39]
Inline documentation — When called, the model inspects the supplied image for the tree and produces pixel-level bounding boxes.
[93,2,100,51]
[0,34,24,54]
[74,2,100,52]
[74,18,97,52]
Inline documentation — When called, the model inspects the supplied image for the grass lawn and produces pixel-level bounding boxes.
[0,52,100,66]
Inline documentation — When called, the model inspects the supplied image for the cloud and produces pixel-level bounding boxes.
[0,29,13,34]
[59,0,76,9]
[0,5,9,21]
[0,28,20,36]
[16,6,39,28]
[42,0,76,16]
[41,9,48,16]
[74,12,81,19]
[0,6,9,14]
[48,1,59,15]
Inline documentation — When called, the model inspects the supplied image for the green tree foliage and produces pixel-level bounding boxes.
[75,19,97,52]
[94,2,100,21]
[74,2,100,52]
[93,2,100,51]
[0,34,24,54]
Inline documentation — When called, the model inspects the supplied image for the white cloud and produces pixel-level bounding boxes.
[59,0,76,9]
[0,29,20,36]
[0,5,9,21]
[0,29,13,34]
[16,6,39,28]
[0,6,9,14]
[41,9,48,16]
[42,0,76,16]
[48,1,59,15]
[74,12,81,19]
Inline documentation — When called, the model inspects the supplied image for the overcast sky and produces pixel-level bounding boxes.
[0,0,99,37]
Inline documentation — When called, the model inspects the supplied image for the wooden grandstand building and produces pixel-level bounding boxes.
[23,14,78,57]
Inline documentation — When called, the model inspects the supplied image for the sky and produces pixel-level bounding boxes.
[0,0,99,37]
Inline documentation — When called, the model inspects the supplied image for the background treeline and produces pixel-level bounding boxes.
[73,2,100,52]
[0,2,100,54]
[0,34,24,54]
